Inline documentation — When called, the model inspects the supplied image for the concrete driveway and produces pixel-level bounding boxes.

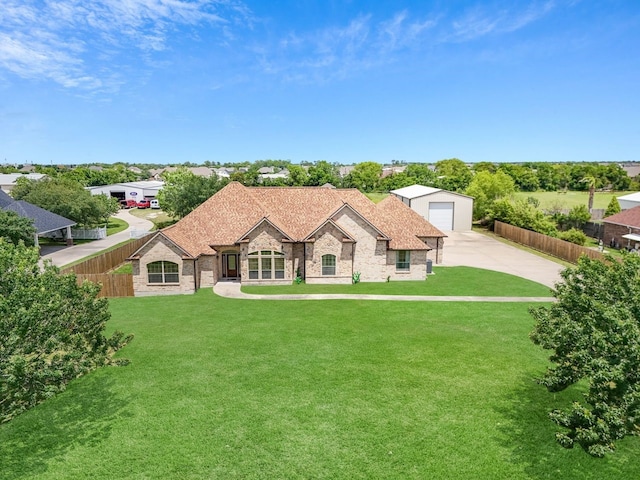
[40,209,154,268]
[440,230,564,288]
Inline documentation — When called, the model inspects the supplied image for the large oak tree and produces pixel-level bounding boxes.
[530,253,640,456]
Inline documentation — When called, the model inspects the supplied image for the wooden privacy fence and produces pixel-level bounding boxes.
[60,234,153,275]
[59,233,154,297]
[494,221,606,264]
[73,273,134,298]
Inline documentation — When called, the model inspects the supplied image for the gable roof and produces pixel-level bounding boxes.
[390,184,474,200]
[162,182,444,257]
[3,200,76,234]
[603,205,640,228]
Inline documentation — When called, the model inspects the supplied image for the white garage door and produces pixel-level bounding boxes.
[428,202,454,230]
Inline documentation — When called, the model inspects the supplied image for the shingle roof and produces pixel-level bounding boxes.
[390,185,442,198]
[0,189,14,208]
[162,182,444,257]
[603,205,640,228]
[3,200,76,234]
[390,184,474,200]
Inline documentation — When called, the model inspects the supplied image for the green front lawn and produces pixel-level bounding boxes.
[242,266,552,297]
[106,217,128,236]
[1,289,638,479]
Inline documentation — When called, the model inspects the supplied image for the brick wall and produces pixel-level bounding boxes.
[603,223,640,250]
[132,236,196,296]
[305,223,353,284]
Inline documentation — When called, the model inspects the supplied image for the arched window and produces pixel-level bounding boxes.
[322,254,336,276]
[147,261,179,283]
[247,250,285,280]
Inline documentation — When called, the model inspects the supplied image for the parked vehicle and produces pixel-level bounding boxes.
[119,199,137,209]
[150,199,160,209]
[137,199,151,209]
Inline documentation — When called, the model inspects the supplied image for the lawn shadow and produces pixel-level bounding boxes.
[494,373,640,479]
[0,370,130,479]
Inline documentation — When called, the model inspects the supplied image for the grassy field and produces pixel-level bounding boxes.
[242,267,552,297]
[365,192,389,203]
[513,190,628,211]
[2,281,639,478]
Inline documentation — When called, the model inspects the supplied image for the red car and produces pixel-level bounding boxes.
[136,199,151,209]
[119,199,137,209]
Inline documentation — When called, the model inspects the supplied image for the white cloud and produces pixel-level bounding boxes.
[448,1,558,42]
[259,12,438,84]
[0,0,251,93]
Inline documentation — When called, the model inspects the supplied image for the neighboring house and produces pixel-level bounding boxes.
[87,181,164,202]
[381,166,406,178]
[213,168,231,179]
[0,190,76,246]
[602,206,640,250]
[188,167,215,178]
[259,169,289,182]
[339,166,355,177]
[616,192,640,210]
[258,166,275,174]
[390,185,474,232]
[128,182,446,296]
[0,173,47,193]
[621,164,640,179]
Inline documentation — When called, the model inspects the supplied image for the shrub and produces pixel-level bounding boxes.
[559,228,587,245]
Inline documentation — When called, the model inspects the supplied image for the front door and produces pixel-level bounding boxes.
[226,254,238,278]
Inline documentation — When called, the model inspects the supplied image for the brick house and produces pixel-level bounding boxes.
[603,206,640,250]
[128,182,446,296]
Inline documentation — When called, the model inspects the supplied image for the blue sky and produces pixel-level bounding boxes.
[1,1,638,165]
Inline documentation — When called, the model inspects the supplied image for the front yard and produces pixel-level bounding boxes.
[242,266,552,297]
[1,274,638,479]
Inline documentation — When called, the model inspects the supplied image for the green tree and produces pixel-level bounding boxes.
[465,170,515,221]
[93,194,121,226]
[0,240,131,422]
[380,172,416,191]
[604,197,621,218]
[287,164,309,186]
[404,163,437,185]
[581,175,598,212]
[12,177,108,227]
[157,168,229,218]
[434,158,473,192]
[472,162,497,174]
[306,161,339,187]
[490,198,558,236]
[498,164,540,192]
[344,162,382,192]
[562,204,591,230]
[530,253,640,456]
[0,210,36,246]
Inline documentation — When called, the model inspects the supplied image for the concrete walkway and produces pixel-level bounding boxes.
[41,209,154,267]
[212,281,554,302]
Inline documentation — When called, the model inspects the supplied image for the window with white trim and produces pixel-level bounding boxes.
[322,254,336,276]
[395,251,410,272]
[147,261,179,283]
[247,250,285,280]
